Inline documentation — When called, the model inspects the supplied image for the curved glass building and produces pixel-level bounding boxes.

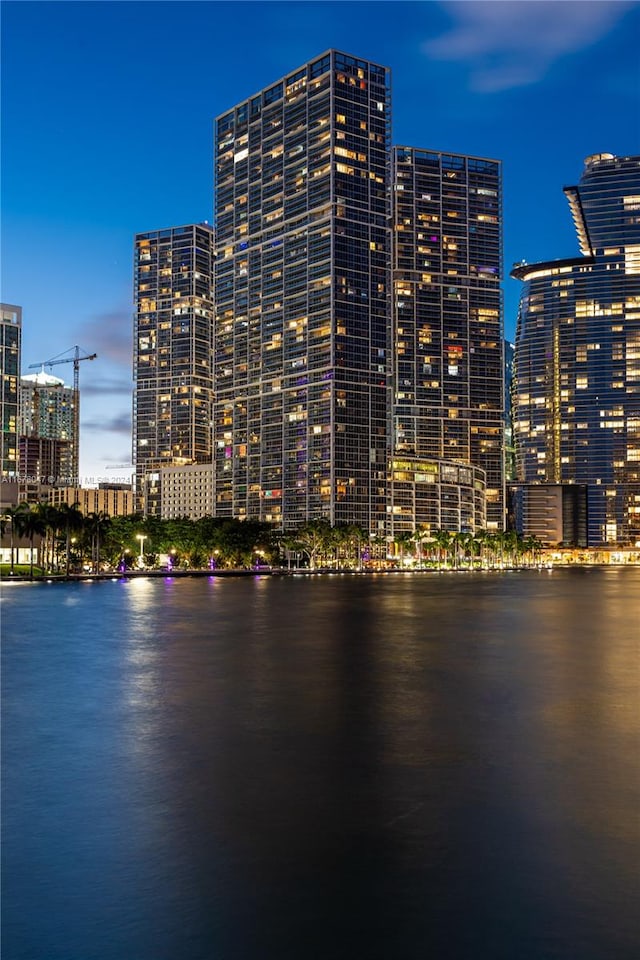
[512,153,640,546]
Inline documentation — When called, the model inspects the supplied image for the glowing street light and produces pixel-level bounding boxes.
[136,534,147,568]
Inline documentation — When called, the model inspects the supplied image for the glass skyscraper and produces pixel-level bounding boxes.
[1,303,22,479]
[133,223,214,514]
[213,51,391,533]
[513,153,640,546]
[392,148,504,528]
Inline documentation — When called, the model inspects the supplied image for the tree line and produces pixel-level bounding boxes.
[2,502,544,577]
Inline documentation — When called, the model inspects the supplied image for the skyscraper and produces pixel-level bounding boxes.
[213,51,391,533]
[392,148,504,528]
[1,303,22,478]
[513,153,640,546]
[133,223,215,514]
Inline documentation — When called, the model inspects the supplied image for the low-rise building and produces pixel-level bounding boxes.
[388,456,486,542]
[160,463,215,519]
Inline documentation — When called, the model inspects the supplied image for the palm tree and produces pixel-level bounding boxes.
[431,529,452,569]
[85,512,111,573]
[523,534,543,567]
[57,502,84,576]
[3,504,28,575]
[394,530,415,566]
[411,525,430,568]
[18,506,46,579]
[334,522,367,570]
[32,502,60,573]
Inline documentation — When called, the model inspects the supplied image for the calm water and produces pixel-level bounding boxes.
[2,569,640,960]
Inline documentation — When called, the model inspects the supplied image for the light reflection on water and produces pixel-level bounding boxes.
[2,569,640,960]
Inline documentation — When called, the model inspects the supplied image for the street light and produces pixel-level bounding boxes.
[136,534,147,568]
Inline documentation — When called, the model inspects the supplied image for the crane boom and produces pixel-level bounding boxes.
[28,347,97,393]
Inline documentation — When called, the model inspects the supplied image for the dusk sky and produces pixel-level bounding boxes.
[2,0,639,484]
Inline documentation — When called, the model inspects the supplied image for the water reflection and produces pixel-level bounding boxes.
[2,570,639,959]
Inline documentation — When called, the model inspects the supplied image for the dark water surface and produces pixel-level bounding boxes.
[2,569,640,960]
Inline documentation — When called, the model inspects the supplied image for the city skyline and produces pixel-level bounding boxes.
[2,0,638,483]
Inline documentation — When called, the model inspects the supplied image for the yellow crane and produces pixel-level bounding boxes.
[27,346,97,483]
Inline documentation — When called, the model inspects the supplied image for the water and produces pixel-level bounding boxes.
[2,569,640,960]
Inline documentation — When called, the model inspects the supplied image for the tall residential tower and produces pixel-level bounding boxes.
[513,153,640,546]
[1,303,22,478]
[133,223,215,514]
[392,148,504,528]
[213,51,392,533]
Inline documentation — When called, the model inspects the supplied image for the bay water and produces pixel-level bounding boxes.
[2,569,639,959]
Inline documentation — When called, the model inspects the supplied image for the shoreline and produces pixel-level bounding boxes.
[2,562,638,584]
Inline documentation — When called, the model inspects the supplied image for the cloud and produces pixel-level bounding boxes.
[75,307,132,365]
[424,1,635,92]
[82,413,131,435]
[82,376,133,397]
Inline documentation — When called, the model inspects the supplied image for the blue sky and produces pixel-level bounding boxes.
[2,0,639,484]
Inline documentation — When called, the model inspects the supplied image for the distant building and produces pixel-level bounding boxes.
[133,223,215,515]
[392,147,504,529]
[19,369,75,483]
[512,153,640,546]
[1,303,22,478]
[38,485,135,517]
[18,435,71,485]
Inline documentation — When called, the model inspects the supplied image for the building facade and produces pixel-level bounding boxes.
[504,340,516,482]
[160,463,215,519]
[1,303,22,478]
[40,484,135,517]
[18,435,71,485]
[388,456,486,542]
[19,369,75,483]
[392,148,504,529]
[513,153,640,546]
[133,223,215,514]
[509,482,587,547]
[213,50,392,533]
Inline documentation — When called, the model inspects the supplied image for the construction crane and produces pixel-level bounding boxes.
[27,346,97,484]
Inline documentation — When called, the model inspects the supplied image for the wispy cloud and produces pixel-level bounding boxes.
[82,376,132,398]
[82,413,131,435]
[425,1,635,92]
[75,307,132,366]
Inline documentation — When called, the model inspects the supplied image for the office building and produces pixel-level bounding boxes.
[1,303,22,478]
[512,153,640,546]
[213,50,391,533]
[392,148,504,529]
[133,223,215,514]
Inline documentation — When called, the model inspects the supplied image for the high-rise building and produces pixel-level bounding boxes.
[1,303,22,478]
[392,148,504,528]
[504,340,516,482]
[512,153,640,546]
[133,223,215,514]
[213,51,391,533]
[19,369,74,482]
